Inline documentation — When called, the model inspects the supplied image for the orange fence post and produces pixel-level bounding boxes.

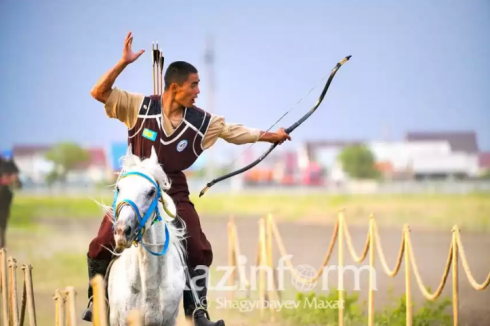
[91,275,108,326]
[337,210,344,326]
[452,226,459,326]
[1,248,9,326]
[368,214,375,326]
[8,256,19,326]
[404,225,412,326]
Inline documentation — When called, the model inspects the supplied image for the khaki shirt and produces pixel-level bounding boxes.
[104,88,260,149]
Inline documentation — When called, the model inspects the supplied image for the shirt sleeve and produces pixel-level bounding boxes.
[104,87,145,129]
[201,115,261,150]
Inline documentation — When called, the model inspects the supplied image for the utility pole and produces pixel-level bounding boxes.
[204,34,215,181]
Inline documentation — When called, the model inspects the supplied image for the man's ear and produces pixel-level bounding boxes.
[169,82,178,94]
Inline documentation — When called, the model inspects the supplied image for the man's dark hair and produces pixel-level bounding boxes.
[164,61,198,90]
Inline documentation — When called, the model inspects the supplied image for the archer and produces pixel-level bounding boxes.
[82,31,291,326]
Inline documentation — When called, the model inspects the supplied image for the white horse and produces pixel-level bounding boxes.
[106,146,188,326]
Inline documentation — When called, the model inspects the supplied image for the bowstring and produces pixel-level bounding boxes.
[220,71,332,174]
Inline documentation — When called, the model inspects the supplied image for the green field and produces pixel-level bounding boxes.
[9,191,490,232]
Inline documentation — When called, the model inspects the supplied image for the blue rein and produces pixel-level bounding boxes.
[112,171,170,256]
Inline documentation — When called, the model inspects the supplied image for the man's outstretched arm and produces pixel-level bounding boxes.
[90,31,144,104]
[90,60,129,104]
[202,116,291,149]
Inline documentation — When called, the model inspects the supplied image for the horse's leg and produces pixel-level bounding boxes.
[165,305,180,326]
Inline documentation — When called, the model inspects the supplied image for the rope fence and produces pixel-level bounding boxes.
[0,248,81,326]
[225,211,490,326]
[0,248,37,326]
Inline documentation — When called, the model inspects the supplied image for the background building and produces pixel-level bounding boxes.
[4,130,490,192]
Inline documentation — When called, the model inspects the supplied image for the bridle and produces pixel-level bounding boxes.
[111,171,175,256]
[110,171,208,318]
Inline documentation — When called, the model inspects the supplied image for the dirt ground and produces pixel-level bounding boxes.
[2,215,490,326]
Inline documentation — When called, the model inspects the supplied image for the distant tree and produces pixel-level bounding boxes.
[338,144,380,180]
[480,169,490,180]
[45,170,59,187]
[44,142,90,184]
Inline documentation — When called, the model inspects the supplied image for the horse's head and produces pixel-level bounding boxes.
[111,146,177,252]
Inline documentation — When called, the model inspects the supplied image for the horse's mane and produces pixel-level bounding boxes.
[96,148,188,264]
[119,154,172,192]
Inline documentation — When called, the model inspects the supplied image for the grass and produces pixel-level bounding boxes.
[9,194,108,227]
[9,192,490,232]
[277,290,453,326]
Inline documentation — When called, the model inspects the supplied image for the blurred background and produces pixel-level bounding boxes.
[1,0,490,195]
[1,1,490,326]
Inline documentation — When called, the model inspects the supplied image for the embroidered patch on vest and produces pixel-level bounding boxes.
[176,140,188,152]
[142,128,157,141]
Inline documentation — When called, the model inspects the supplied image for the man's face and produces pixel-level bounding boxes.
[174,73,200,108]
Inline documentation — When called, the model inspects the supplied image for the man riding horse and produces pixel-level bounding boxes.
[0,155,22,248]
[83,32,291,326]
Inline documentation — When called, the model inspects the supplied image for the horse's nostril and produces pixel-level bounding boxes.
[124,226,132,237]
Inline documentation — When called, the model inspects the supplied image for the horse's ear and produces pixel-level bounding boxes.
[123,144,135,167]
[150,146,158,164]
[126,144,133,156]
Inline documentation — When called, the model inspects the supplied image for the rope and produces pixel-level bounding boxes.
[373,219,405,277]
[269,216,339,283]
[226,211,490,326]
[342,217,370,263]
[406,230,453,301]
[454,229,490,290]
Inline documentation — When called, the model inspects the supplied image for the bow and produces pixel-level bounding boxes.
[199,55,352,197]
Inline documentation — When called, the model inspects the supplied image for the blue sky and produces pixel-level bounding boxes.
[1,0,489,158]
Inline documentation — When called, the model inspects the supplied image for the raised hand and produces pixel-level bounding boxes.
[122,31,145,64]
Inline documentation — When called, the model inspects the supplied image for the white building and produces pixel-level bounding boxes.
[12,144,112,187]
[306,132,481,182]
[369,140,452,171]
[369,140,479,179]
[12,145,53,184]
[404,131,481,179]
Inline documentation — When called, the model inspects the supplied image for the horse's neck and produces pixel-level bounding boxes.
[124,223,170,292]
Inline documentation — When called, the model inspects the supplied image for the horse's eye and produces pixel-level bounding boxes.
[116,185,120,192]
[147,188,156,197]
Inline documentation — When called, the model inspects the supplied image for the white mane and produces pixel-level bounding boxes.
[118,149,172,191]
